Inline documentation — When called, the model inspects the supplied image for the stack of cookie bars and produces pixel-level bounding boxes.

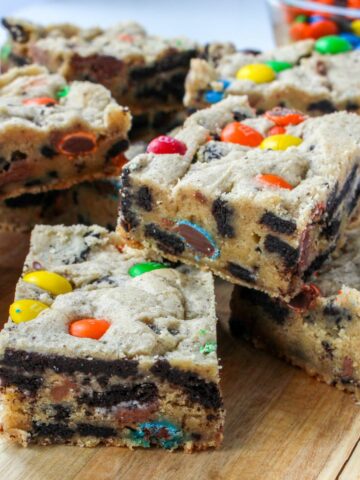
[0,18,360,451]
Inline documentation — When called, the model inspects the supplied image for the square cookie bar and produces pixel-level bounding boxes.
[1,18,207,126]
[185,39,360,115]
[0,225,223,450]
[0,179,119,232]
[0,65,131,200]
[118,96,360,300]
[225,222,360,399]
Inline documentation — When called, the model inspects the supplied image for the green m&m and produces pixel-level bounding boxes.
[266,60,293,73]
[315,35,352,55]
[128,261,168,277]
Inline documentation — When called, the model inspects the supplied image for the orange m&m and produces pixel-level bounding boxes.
[267,126,286,136]
[265,108,306,126]
[69,318,110,340]
[256,174,293,190]
[221,122,264,147]
[23,97,57,106]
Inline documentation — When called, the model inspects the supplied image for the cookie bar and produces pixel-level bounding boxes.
[1,18,203,124]
[0,225,223,450]
[226,223,360,398]
[185,39,360,115]
[0,65,131,200]
[0,180,119,232]
[117,96,360,300]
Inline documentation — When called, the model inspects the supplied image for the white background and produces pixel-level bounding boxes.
[0,0,274,50]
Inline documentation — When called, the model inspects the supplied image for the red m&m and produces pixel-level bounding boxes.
[147,136,187,155]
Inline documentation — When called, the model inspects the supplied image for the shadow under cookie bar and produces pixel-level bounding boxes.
[0,179,120,232]
[224,224,360,400]
[0,225,224,451]
[0,65,131,200]
[117,96,360,301]
[184,40,360,115]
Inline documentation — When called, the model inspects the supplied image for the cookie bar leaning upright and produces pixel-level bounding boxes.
[225,222,360,399]
[0,65,131,200]
[0,225,224,450]
[184,39,360,115]
[1,18,202,126]
[117,96,360,301]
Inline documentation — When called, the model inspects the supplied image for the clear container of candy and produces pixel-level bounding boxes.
[267,0,360,49]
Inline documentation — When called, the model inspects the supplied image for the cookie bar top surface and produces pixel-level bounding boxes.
[0,65,130,130]
[1,225,216,366]
[127,96,360,223]
[3,18,198,63]
[185,39,360,111]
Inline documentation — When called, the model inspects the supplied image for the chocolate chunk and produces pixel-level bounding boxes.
[304,247,334,278]
[346,102,359,112]
[0,367,43,393]
[105,139,129,161]
[48,170,59,179]
[228,262,256,284]
[321,341,334,360]
[4,192,47,208]
[145,223,185,255]
[130,64,157,80]
[79,382,158,407]
[11,150,27,162]
[238,48,262,55]
[41,146,57,158]
[212,198,235,238]
[156,49,197,72]
[77,424,116,438]
[136,186,152,212]
[260,212,297,235]
[308,100,336,114]
[1,349,138,377]
[8,52,29,66]
[71,54,124,81]
[264,235,299,268]
[150,359,222,409]
[53,405,71,422]
[2,19,29,43]
[244,288,289,325]
[322,218,341,239]
[32,422,74,439]
[119,188,139,232]
[24,179,42,187]
[316,60,327,76]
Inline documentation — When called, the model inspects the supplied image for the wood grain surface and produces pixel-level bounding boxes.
[0,232,359,480]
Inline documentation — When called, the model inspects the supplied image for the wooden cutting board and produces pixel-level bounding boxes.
[0,232,359,480]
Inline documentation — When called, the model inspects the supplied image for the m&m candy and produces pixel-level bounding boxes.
[23,271,72,295]
[128,262,168,277]
[351,20,360,36]
[204,90,224,104]
[69,318,110,340]
[255,174,293,190]
[267,126,286,136]
[266,61,293,73]
[221,122,264,147]
[315,35,352,54]
[147,136,187,155]
[23,97,57,106]
[265,108,306,126]
[236,64,276,84]
[260,134,303,150]
[10,299,49,324]
[309,20,338,39]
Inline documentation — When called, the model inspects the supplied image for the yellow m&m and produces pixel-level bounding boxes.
[351,20,360,36]
[236,64,276,84]
[260,134,303,151]
[23,271,72,295]
[10,299,48,324]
